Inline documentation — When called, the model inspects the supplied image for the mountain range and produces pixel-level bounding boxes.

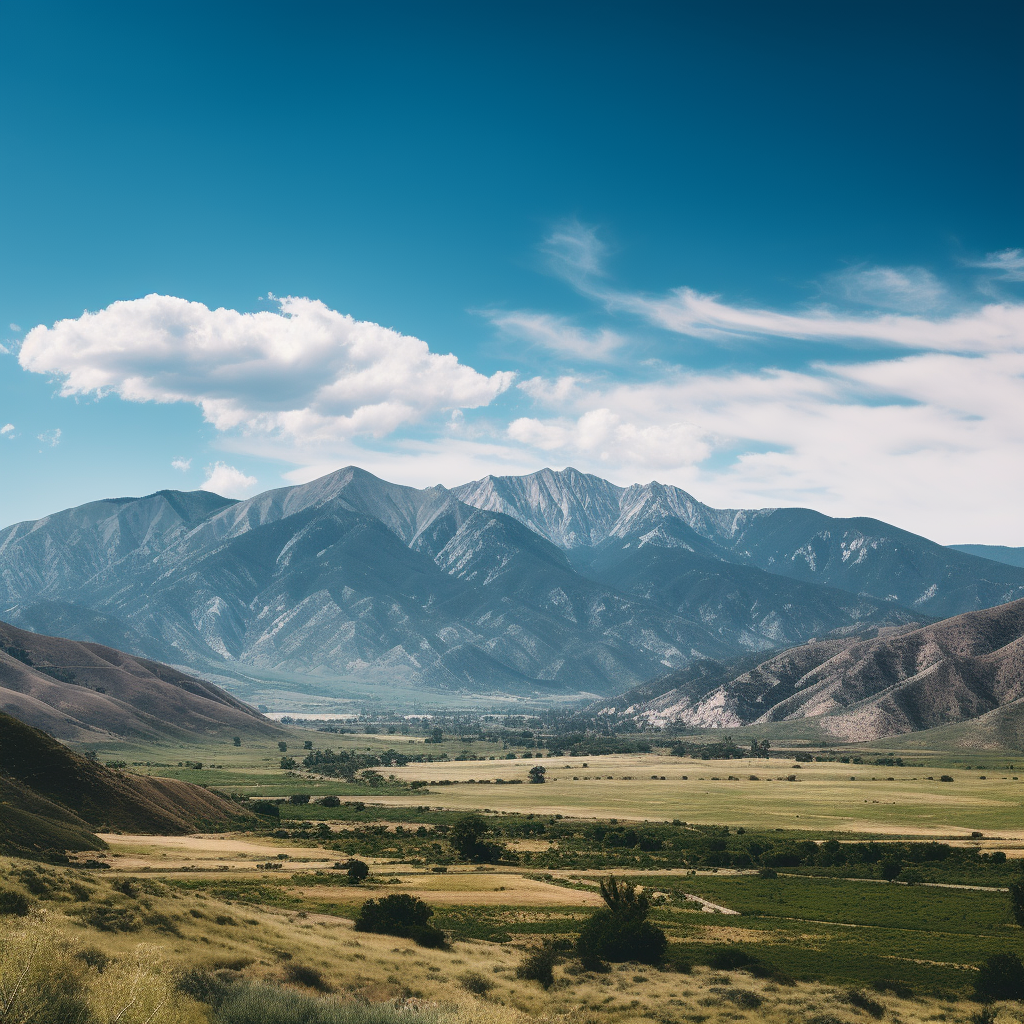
[600,598,1024,744]
[1,466,1022,697]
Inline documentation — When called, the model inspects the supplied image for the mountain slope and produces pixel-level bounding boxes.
[0,711,249,857]
[0,619,276,741]
[455,468,1024,618]
[949,544,1024,569]
[604,598,1024,742]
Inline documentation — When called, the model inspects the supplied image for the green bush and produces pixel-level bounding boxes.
[516,943,557,988]
[284,963,333,992]
[974,952,1024,1003]
[575,876,667,968]
[251,800,280,817]
[345,859,369,882]
[354,893,447,948]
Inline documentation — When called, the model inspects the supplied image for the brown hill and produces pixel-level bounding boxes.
[0,619,279,742]
[608,599,1024,743]
[0,711,251,858]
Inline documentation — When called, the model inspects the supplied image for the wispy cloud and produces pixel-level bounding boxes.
[827,265,948,313]
[36,428,61,447]
[968,247,1024,281]
[1,424,14,437]
[171,457,192,472]
[482,310,623,361]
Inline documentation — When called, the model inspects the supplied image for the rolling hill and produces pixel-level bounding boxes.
[0,711,251,858]
[0,619,277,742]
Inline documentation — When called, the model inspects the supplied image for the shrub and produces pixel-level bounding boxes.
[758,867,778,879]
[516,943,557,988]
[974,952,1024,1002]
[284,963,333,992]
[459,971,494,995]
[0,886,30,916]
[449,813,506,862]
[354,894,446,948]
[279,742,288,752]
[251,800,280,817]
[78,903,142,932]
[846,988,885,1018]
[320,795,341,807]
[288,794,311,805]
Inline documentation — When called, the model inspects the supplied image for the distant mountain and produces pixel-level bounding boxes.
[0,711,249,858]
[598,598,1024,742]
[0,468,925,696]
[455,468,1024,618]
[0,619,276,742]
[949,544,1024,569]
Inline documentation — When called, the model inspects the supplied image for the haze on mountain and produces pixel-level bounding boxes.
[602,597,1024,746]
[1,466,1021,700]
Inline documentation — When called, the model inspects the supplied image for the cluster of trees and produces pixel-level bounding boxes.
[301,747,417,780]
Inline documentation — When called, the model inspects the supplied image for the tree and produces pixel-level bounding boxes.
[345,859,369,882]
[278,741,288,752]
[251,800,279,817]
[880,856,902,882]
[449,813,506,863]
[431,727,443,743]
[516,942,557,988]
[528,765,547,784]
[355,894,446,947]
[303,740,313,750]
[576,876,667,969]
[232,736,241,747]
[280,756,297,769]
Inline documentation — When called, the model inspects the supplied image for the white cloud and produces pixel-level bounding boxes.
[1,424,13,436]
[969,248,1024,281]
[483,310,623,361]
[37,428,61,447]
[829,265,947,313]
[201,462,258,498]
[19,294,515,443]
[518,375,581,403]
[541,220,607,282]
[171,457,192,472]
[9,324,21,333]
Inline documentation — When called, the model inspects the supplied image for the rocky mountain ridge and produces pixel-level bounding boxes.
[599,598,1024,742]
[1,465,1019,697]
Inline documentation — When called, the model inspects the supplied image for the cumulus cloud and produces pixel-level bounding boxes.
[19,294,515,442]
[482,310,623,361]
[37,428,61,447]
[171,457,192,472]
[202,462,258,497]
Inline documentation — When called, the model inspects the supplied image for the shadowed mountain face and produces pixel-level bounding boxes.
[598,598,1024,742]
[0,619,276,742]
[949,544,1024,569]
[0,468,927,695]
[454,468,1024,618]
[0,711,250,858]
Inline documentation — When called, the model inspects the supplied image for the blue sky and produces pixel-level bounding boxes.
[2,1,1022,542]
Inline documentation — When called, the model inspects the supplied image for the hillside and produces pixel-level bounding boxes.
[949,544,1024,569]
[602,599,1024,742]
[0,711,250,858]
[0,619,277,742]
[0,468,941,696]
